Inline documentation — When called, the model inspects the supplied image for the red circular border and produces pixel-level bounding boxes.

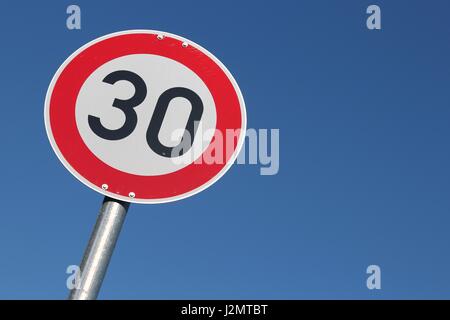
[48,33,243,201]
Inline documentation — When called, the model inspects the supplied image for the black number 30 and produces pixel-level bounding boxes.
[88,70,204,158]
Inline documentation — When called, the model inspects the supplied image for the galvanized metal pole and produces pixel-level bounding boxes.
[68,197,130,300]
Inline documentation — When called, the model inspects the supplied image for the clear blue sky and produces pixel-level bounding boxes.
[1,0,450,299]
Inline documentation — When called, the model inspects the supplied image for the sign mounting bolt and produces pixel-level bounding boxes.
[182,42,188,48]
[128,192,135,198]
[101,184,108,190]
[157,34,164,40]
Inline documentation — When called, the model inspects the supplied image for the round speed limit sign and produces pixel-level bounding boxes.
[45,30,246,204]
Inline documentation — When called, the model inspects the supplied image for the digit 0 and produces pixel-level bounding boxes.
[146,87,204,157]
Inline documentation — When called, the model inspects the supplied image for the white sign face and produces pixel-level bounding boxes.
[45,30,246,204]
[76,54,217,176]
